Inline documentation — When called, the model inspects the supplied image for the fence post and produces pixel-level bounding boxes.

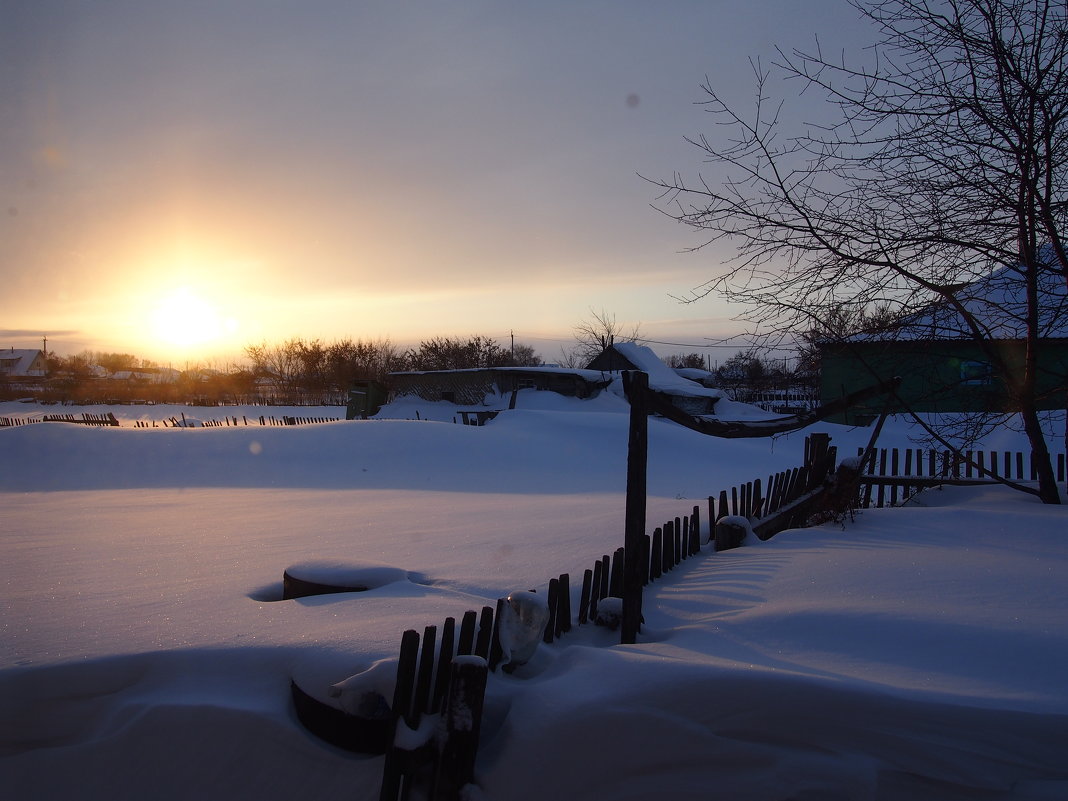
[621,370,648,645]
[380,629,420,801]
[434,656,489,801]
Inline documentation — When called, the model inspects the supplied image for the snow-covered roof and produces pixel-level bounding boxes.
[851,262,1068,342]
[607,342,725,400]
[389,366,610,381]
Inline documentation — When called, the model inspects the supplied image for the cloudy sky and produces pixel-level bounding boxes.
[2,1,874,364]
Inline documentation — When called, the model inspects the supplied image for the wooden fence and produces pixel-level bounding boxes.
[706,433,840,542]
[0,415,39,427]
[134,414,341,428]
[858,446,1068,508]
[369,432,845,800]
[370,499,706,801]
[1,412,121,426]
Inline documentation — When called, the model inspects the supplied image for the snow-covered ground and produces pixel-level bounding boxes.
[1,389,1066,800]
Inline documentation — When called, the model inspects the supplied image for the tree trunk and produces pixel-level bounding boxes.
[1020,400,1061,504]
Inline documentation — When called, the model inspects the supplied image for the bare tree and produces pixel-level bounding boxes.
[651,0,1068,503]
[664,352,708,370]
[569,309,643,366]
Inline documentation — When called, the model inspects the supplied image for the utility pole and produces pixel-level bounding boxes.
[510,330,514,360]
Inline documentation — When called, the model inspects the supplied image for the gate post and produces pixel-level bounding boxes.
[621,371,648,644]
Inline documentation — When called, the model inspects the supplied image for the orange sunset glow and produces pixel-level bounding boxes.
[3,2,874,362]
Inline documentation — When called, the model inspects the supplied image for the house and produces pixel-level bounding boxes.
[387,366,611,406]
[819,265,1068,423]
[586,342,725,416]
[385,343,729,414]
[0,348,48,379]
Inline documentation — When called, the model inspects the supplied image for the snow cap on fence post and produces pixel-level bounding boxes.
[498,591,549,671]
[714,515,753,551]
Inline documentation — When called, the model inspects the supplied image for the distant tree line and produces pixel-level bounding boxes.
[8,324,823,408]
[3,335,548,405]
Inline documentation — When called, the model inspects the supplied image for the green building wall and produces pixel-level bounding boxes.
[820,338,1068,424]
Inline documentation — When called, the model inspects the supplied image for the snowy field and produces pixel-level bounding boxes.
[1,389,1067,800]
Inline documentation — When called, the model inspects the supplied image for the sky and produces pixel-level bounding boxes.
[2,1,877,365]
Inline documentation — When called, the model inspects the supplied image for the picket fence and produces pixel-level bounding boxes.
[0,412,119,426]
[858,446,1068,508]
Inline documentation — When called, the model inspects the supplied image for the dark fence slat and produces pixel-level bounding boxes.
[578,569,593,624]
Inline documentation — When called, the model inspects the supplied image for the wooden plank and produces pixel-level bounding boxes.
[435,657,488,801]
[475,606,494,658]
[556,574,571,636]
[433,617,455,713]
[578,569,593,624]
[380,629,420,801]
[890,448,899,506]
[543,579,558,644]
[457,610,477,655]
[412,626,437,723]
[878,449,888,508]
[690,505,701,555]
[488,599,505,671]
[650,528,662,579]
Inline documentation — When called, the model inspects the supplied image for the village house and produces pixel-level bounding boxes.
[819,266,1068,423]
[386,341,727,417]
[0,348,48,379]
[0,348,49,397]
[387,366,611,407]
[585,341,726,415]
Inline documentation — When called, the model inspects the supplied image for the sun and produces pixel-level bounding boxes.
[150,287,236,349]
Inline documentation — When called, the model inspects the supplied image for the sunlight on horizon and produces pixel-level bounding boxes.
[149,287,239,355]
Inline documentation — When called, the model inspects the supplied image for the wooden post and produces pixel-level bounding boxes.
[380,629,420,801]
[435,656,488,801]
[621,370,648,645]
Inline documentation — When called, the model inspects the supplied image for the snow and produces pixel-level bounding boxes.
[1,393,1067,800]
[610,341,727,400]
[497,592,550,667]
[850,259,1068,340]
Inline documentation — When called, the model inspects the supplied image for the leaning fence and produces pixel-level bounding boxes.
[368,433,839,801]
[371,432,1068,799]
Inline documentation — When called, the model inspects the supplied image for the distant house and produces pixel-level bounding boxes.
[586,342,725,415]
[109,367,180,384]
[388,366,611,406]
[819,266,1068,423]
[0,348,48,379]
[385,343,728,414]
